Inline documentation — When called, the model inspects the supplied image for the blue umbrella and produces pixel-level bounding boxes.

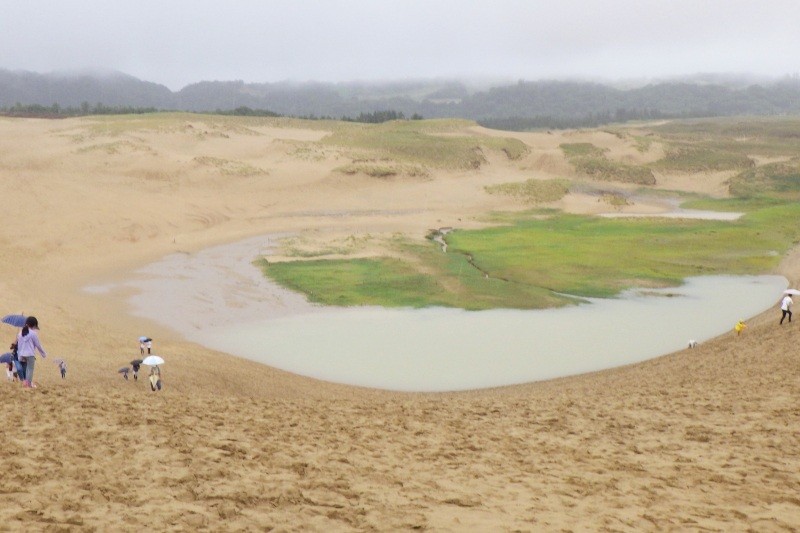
[2,314,26,327]
[0,352,13,364]
[138,336,152,342]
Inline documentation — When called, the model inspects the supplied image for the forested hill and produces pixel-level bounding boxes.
[2,69,800,128]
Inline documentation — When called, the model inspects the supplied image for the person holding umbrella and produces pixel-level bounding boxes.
[139,336,152,355]
[130,359,142,381]
[142,355,164,391]
[16,316,46,388]
[780,292,794,324]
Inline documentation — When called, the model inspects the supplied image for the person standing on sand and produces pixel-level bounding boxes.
[17,316,46,388]
[140,337,152,355]
[780,294,793,324]
[734,319,747,336]
[149,365,162,391]
[131,360,141,381]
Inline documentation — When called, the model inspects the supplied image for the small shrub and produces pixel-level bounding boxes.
[729,161,800,199]
[485,178,570,203]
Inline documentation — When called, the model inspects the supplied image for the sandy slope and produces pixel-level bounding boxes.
[1,115,799,531]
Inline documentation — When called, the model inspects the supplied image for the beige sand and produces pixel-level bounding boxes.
[1,115,799,531]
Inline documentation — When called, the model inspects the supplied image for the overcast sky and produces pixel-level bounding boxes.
[1,0,798,90]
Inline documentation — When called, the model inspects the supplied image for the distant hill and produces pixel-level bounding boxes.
[2,68,800,128]
[0,69,174,109]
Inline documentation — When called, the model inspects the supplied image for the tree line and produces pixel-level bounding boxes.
[0,102,419,124]
[3,69,800,130]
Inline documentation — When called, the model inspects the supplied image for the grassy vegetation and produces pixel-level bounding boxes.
[258,257,448,308]
[82,112,324,137]
[259,241,571,310]
[728,160,800,199]
[321,120,529,169]
[560,143,656,185]
[485,178,570,204]
[335,161,430,179]
[648,117,800,161]
[193,156,266,176]
[446,204,800,299]
[650,145,754,172]
[253,116,800,310]
[260,200,800,310]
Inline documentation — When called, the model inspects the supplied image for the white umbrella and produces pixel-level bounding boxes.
[142,355,164,366]
[783,289,800,296]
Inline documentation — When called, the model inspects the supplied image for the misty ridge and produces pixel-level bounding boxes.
[2,68,800,129]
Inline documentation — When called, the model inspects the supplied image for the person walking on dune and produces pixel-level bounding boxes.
[17,316,46,388]
[780,293,793,324]
[734,319,747,336]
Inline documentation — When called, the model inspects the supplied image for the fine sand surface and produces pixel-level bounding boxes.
[1,115,799,531]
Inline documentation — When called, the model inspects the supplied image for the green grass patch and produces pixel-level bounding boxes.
[260,201,800,310]
[648,117,800,159]
[258,257,448,307]
[322,120,528,169]
[561,143,656,184]
[446,207,799,299]
[560,143,607,158]
[485,178,570,203]
[193,156,266,176]
[650,145,754,172]
[335,161,429,178]
[728,160,800,199]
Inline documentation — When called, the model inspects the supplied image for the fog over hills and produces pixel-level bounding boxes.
[2,68,800,128]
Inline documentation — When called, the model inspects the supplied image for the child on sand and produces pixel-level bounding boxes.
[17,316,46,388]
[734,320,747,336]
[149,365,162,391]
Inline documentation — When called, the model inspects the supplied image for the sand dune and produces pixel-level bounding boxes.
[1,115,799,531]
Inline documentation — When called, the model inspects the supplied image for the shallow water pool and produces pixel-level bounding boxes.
[88,235,787,392]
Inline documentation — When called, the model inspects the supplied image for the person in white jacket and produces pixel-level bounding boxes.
[780,294,793,325]
[17,316,46,388]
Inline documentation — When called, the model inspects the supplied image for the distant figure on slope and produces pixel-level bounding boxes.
[734,319,747,336]
[131,360,142,381]
[780,294,793,324]
[139,337,152,355]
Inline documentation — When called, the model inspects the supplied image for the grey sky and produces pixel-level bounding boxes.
[1,0,798,90]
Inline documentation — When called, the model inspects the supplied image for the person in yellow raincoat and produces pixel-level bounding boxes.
[734,319,747,336]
